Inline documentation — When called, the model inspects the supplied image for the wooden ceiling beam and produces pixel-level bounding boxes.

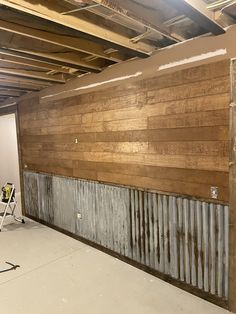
[0,50,76,74]
[0,19,111,70]
[0,47,103,72]
[0,0,152,58]
[0,67,66,83]
[0,75,53,89]
[0,81,43,91]
[165,0,225,35]
[214,9,235,27]
[207,0,236,11]
[0,89,23,97]
[92,0,180,43]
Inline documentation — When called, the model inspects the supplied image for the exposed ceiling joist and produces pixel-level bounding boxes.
[0,47,102,73]
[214,8,235,27]
[62,3,100,15]
[221,1,236,20]
[0,50,75,74]
[0,19,118,69]
[0,74,51,86]
[0,81,43,91]
[0,0,152,58]
[165,0,225,35]
[91,0,180,43]
[0,68,65,83]
[0,89,23,97]
[207,0,236,11]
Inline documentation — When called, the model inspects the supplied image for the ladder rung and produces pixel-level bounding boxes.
[0,212,12,217]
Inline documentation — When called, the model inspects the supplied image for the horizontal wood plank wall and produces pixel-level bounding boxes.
[18,60,230,202]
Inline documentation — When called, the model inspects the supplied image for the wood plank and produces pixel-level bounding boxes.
[148,141,228,157]
[24,161,229,201]
[144,60,230,90]
[20,93,229,125]
[22,141,149,154]
[148,109,229,130]
[147,76,230,104]
[20,126,229,144]
[21,118,147,135]
[22,150,229,172]
[21,140,228,157]
[19,75,229,120]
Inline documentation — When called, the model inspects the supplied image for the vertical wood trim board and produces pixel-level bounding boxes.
[229,59,236,313]
[23,171,229,301]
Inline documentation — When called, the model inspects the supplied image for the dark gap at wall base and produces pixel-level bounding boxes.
[26,213,228,310]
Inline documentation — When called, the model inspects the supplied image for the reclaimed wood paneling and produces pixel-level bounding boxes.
[23,171,229,300]
[19,60,230,201]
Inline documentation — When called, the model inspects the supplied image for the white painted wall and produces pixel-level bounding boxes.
[0,114,21,210]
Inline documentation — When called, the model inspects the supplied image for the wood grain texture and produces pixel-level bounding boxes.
[18,60,230,201]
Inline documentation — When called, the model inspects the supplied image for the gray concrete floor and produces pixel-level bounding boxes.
[0,219,231,314]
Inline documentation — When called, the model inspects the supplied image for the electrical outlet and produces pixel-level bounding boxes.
[77,213,82,220]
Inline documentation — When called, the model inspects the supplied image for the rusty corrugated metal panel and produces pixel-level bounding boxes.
[23,170,229,299]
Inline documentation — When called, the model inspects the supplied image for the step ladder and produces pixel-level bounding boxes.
[0,183,25,232]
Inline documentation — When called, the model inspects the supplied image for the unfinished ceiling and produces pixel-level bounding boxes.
[0,0,235,106]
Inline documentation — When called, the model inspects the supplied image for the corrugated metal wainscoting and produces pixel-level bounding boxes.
[23,171,229,301]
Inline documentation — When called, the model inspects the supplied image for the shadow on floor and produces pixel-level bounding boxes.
[2,219,45,232]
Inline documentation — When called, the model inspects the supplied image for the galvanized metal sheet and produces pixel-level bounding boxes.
[23,171,229,299]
